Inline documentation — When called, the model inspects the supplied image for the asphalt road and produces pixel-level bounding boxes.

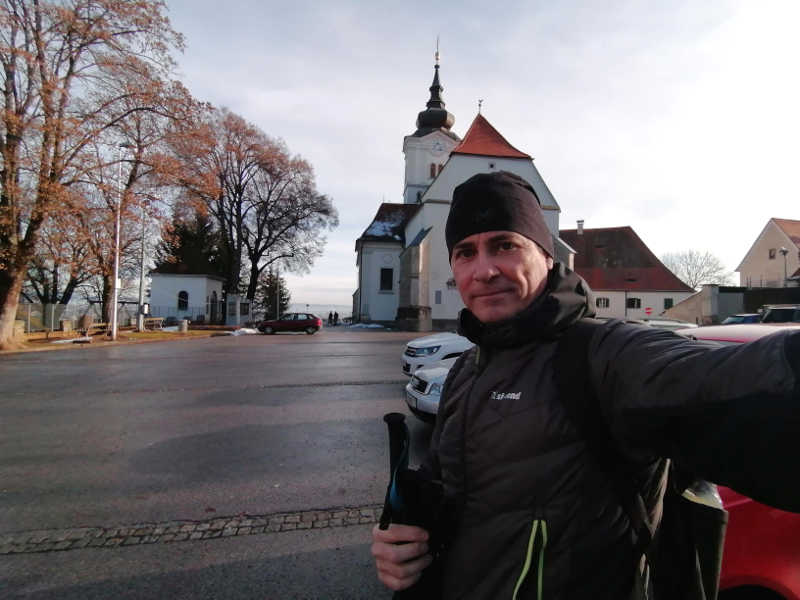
[0,328,435,599]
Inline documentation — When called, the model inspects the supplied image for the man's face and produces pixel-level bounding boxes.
[451,230,554,323]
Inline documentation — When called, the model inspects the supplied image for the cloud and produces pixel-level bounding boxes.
[165,0,800,302]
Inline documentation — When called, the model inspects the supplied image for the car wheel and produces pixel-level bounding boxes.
[263,326,274,335]
[305,326,316,335]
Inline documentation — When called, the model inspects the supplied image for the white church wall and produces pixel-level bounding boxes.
[422,155,560,227]
[358,242,402,321]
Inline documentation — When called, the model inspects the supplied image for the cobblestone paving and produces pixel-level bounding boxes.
[0,504,383,555]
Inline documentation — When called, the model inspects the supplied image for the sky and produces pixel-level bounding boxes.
[164,0,800,309]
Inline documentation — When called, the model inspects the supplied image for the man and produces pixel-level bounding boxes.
[371,171,800,599]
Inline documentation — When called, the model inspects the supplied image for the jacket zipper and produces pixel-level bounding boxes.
[512,517,549,600]
[457,346,487,534]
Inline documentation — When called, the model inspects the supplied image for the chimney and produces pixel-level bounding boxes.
[577,219,584,235]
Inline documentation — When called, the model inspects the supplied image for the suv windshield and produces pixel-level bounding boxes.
[761,307,800,323]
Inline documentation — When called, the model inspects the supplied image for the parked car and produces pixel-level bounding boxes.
[675,322,800,346]
[258,313,322,335]
[641,317,698,331]
[721,313,761,325]
[761,304,800,324]
[676,321,800,598]
[404,357,458,422]
[401,332,474,375]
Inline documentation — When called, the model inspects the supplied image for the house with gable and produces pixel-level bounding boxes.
[354,56,573,330]
[560,223,694,319]
[737,218,800,287]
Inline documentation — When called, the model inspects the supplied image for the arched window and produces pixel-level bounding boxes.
[429,163,436,178]
[177,290,189,310]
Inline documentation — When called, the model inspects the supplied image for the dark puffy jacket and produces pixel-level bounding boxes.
[424,264,800,600]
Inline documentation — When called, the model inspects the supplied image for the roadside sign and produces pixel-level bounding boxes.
[645,307,653,316]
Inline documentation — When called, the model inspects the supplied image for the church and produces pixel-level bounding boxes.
[353,56,574,331]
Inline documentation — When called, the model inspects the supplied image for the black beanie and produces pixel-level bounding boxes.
[446,171,554,259]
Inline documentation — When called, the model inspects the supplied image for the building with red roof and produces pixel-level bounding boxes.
[560,224,694,319]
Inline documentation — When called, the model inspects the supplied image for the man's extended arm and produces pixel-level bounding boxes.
[589,322,800,511]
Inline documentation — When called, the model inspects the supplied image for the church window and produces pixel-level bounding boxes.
[626,297,641,309]
[380,268,393,291]
[489,162,495,169]
[178,290,189,310]
[769,248,776,259]
[430,163,436,178]
[664,298,674,310]
[435,290,442,304]
[438,163,444,174]
[595,297,610,308]
[416,191,422,203]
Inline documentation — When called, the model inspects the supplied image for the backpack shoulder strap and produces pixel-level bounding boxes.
[554,318,657,552]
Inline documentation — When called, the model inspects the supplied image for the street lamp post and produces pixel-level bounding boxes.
[111,144,131,341]
[780,247,789,287]
[137,202,146,331]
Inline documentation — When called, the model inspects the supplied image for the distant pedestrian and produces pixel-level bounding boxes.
[333,311,339,326]
[328,311,333,326]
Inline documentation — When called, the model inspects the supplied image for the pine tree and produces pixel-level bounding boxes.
[254,268,291,320]
[154,213,226,277]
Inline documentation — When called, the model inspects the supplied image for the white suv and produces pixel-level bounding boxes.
[401,332,474,376]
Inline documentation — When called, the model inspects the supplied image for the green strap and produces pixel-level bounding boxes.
[512,519,548,600]
[537,521,548,600]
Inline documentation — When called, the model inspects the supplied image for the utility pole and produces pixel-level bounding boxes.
[137,202,146,331]
[111,143,132,340]
[780,247,789,287]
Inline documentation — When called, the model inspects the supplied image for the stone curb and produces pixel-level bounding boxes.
[0,504,383,555]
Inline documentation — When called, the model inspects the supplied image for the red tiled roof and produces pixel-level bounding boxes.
[560,226,694,292]
[773,218,800,248]
[451,114,530,159]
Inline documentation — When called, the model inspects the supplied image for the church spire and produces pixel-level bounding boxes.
[415,41,455,135]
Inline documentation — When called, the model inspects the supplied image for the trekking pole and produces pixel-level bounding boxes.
[379,412,410,529]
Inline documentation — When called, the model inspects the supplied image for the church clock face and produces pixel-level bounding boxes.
[430,140,445,156]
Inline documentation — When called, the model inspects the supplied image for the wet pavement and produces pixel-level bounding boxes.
[0,328,436,598]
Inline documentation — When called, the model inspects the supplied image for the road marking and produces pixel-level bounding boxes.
[0,503,384,555]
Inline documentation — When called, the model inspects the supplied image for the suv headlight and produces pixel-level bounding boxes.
[429,382,442,396]
[415,345,441,356]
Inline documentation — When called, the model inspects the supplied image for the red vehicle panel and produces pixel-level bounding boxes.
[719,487,800,598]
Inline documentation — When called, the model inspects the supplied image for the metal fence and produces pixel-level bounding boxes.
[15,303,142,332]
[148,302,227,324]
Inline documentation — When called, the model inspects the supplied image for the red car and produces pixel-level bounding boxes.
[258,312,322,335]
[677,323,800,599]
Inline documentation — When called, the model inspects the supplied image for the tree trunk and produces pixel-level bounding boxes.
[59,275,80,306]
[0,265,26,349]
[101,275,113,324]
[246,262,260,300]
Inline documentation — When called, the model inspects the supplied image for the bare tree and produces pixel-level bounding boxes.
[661,250,733,290]
[243,150,338,300]
[24,210,96,305]
[0,0,184,348]
[167,108,338,299]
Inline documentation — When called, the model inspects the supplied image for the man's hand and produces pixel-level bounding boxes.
[371,523,433,591]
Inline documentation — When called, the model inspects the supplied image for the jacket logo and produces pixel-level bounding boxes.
[490,391,522,401]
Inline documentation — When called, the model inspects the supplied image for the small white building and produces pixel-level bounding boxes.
[149,272,225,323]
[354,57,572,330]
